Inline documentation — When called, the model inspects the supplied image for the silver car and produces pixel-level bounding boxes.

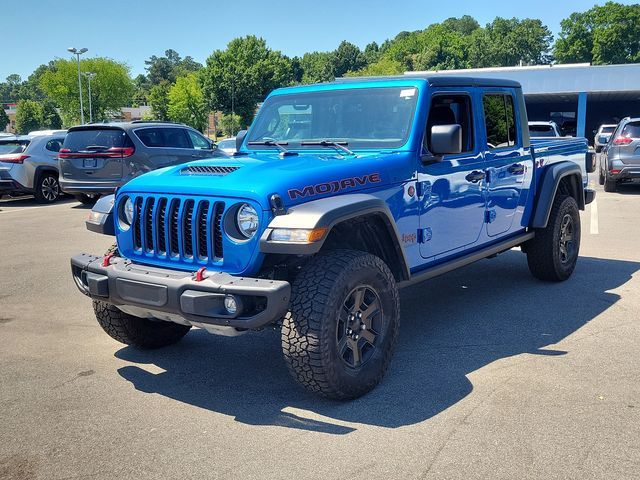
[599,117,640,192]
[0,133,66,203]
[594,124,617,152]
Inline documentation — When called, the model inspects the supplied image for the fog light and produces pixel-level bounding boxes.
[224,295,238,315]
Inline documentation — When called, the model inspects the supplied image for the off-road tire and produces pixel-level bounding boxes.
[92,243,191,348]
[603,174,617,192]
[282,249,400,400]
[526,195,580,282]
[93,301,191,349]
[34,171,60,203]
[75,193,98,205]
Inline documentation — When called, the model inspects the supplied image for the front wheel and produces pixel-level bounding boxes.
[34,172,60,203]
[525,195,580,282]
[282,250,400,400]
[93,301,191,349]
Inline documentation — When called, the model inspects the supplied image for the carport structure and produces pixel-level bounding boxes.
[411,63,640,143]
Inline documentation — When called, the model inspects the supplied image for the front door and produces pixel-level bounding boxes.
[419,92,487,259]
[481,91,532,237]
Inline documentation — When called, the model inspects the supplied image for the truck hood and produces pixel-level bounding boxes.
[119,151,413,210]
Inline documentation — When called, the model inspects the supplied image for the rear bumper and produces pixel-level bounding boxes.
[609,165,640,181]
[59,178,121,195]
[70,253,291,329]
[0,170,29,194]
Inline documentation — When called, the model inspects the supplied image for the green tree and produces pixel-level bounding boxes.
[15,100,44,134]
[554,2,640,64]
[148,81,171,121]
[201,36,293,126]
[346,57,404,77]
[145,49,202,86]
[333,41,367,77]
[167,74,208,131]
[0,107,9,131]
[131,74,150,107]
[300,51,335,84]
[42,102,62,129]
[40,58,133,125]
[220,113,241,137]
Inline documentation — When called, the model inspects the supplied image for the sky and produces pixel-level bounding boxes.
[1,0,634,80]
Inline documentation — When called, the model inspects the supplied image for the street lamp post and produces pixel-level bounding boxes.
[67,47,88,124]
[84,72,96,123]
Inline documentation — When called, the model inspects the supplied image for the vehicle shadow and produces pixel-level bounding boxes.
[613,184,640,195]
[0,195,77,209]
[115,252,639,434]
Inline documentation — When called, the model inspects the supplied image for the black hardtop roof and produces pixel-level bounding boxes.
[333,74,522,89]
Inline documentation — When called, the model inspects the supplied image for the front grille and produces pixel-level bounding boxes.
[131,195,225,264]
[180,165,240,175]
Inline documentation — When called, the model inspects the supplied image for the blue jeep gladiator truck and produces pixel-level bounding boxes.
[71,76,595,399]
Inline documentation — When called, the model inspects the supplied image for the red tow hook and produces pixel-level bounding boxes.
[195,267,207,282]
[102,252,115,267]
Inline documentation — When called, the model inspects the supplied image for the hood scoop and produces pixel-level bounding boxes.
[180,165,240,175]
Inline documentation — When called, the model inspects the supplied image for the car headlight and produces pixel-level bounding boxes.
[236,203,259,238]
[118,197,134,230]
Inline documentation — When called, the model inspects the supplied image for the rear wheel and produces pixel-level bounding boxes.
[598,168,605,185]
[603,173,617,192]
[34,172,60,203]
[525,195,580,282]
[282,249,400,400]
[74,193,99,205]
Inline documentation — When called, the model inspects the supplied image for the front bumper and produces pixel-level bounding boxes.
[71,253,291,329]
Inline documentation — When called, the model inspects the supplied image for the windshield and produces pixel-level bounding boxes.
[0,141,29,155]
[529,125,556,137]
[246,86,419,150]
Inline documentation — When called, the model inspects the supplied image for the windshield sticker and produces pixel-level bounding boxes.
[400,88,416,98]
[288,173,382,200]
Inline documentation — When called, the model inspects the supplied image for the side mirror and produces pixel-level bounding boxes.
[209,139,216,150]
[430,124,462,155]
[236,130,247,151]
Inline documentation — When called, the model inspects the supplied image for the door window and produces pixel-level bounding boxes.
[483,94,517,149]
[424,94,474,154]
[187,130,211,150]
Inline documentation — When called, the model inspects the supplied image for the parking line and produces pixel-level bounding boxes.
[590,199,599,235]
[0,202,77,214]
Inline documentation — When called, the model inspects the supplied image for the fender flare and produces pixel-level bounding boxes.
[260,193,410,280]
[33,165,59,185]
[85,194,115,236]
[531,161,584,229]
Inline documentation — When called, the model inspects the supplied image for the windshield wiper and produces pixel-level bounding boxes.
[246,140,297,156]
[300,140,355,156]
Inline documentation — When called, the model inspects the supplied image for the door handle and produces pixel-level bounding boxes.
[508,163,525,175]
[191,154,199,158]
[465,170,486,183]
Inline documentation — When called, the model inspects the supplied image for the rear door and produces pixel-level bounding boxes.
[482,90,533,237]
[60,128,127,181]
[134,127,195,172]
[614,121,640,166]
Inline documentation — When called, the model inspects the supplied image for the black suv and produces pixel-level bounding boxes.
[59,122,225,202]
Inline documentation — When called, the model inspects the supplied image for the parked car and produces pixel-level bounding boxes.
[561,120,577,137]
[594,124,618,152]
[0,132,66,203]
[216,137,236,155]
[528,121,562,138]
[71,76,594,400]
[599,117,640,192]
[59,122,224,204]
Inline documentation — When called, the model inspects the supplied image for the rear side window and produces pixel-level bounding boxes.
[64,129,130,152]
[135,128,191,148]
[0,141,28,154]
[483,94,517,149]
[45,139,64,152]
[621,122,640,139]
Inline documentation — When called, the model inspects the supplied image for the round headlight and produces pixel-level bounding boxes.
[118,197,134,230]
[236,203,259,238]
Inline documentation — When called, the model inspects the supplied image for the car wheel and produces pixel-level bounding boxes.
[282,249,400,400]
[525,195,580,282]
[604,174,617,192]
[34,172,60,204]
[598,168,605,186]
[74,193,99,205]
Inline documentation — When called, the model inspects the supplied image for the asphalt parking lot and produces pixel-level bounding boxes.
[1,169,639,479]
